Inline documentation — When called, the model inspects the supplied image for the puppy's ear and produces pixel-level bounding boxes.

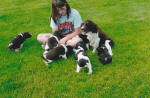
[23,32,32,38]
[67,45,73,49]
[67,45,74,54]
[89,21,98,33]
[97,47,103,55]
[79,34,87,39]
[82,52,87,56]
[80,23,84,27]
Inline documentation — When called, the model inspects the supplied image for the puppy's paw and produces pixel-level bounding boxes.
[43,60,49,66]
[92,48,97,53]
[45,62,49,66]
[86,44,90,50]
[92,50,96,53]
[15,49,19,52]
[62,55,67,59]
[88,72,92,74]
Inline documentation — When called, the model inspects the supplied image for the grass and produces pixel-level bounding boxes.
[0,0,150,97]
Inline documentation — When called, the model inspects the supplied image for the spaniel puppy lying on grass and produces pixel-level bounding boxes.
[8,32,32,52]
[42,44,73,65]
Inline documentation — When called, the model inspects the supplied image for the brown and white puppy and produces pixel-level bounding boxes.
[42,44,73,65]
[44,31,64,51]
[80,19,114,53]
[45,35,59,51]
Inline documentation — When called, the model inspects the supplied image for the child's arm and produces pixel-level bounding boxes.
[52,28,58,32]
[59,27,80,44]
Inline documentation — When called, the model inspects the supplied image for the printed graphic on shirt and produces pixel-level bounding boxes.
[58,22,74,36]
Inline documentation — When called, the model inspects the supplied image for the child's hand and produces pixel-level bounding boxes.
[59,38,67,44]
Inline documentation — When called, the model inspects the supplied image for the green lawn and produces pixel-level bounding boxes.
[0,0,150,97]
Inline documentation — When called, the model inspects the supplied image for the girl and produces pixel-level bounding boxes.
[37,0,82,47]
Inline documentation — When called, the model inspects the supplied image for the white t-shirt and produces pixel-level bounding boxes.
[50,8,82,36]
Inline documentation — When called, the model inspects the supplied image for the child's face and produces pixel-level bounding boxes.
[57,6,67,16]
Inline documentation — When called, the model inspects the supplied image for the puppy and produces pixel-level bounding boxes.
[78,34,90,50]
[44,35,59,51]
[44,31,64,51]
[75,41,89,51]
[8,32,32,52]
[81,19,114,53]
[97,40,113,65]
[42,44,73,65]
[74,45,92,74]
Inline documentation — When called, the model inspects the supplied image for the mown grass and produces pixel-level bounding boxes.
[0,0,150,97]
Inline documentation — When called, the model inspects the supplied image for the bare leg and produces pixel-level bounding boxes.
[37,33,53,45]
[66,35,82,47]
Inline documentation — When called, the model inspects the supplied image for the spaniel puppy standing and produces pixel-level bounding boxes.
[74,45,92,74]
[80,19,114,53]
[8,32,32,52]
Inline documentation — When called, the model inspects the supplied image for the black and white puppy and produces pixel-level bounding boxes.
[81,19,114,53]
[44,31,64,51]
[78,34,90,50]
[97,40,113,65]
[74,45,92,74]
[8,32,32,52]
[42,44,73,65]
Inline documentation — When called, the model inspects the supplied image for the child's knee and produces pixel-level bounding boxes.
[66,37,82,47]
[37,34,46,44]
[37,34,41,40]
[66,41,79,47]
[37,34,42,42]
[66,41,75,47]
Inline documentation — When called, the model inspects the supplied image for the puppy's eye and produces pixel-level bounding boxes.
[85,23,89,27]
